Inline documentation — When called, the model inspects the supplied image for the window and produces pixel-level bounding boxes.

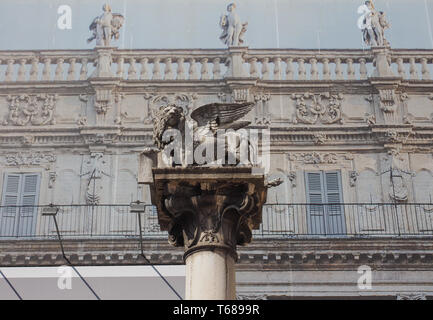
[304,171,346,235]
[1,173,40,237]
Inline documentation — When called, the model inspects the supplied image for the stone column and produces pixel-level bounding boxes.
[151,167,266,300]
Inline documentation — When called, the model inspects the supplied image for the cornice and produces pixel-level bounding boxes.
[1,238,432,269]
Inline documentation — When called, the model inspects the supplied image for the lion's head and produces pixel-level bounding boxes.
[153,104,185,149]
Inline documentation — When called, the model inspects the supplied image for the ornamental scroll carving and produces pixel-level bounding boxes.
[3,94,58,126]
[291,92,344,125]
[4,152,56,166]
[288,152,354,165]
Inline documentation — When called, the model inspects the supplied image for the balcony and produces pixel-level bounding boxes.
[1,203,432,240]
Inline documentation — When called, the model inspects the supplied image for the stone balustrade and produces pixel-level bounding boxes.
[1,48,433,82]
[0,50,96,82]
[112,49,229,80]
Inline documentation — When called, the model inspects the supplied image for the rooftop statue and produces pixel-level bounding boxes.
[87,4,124,46]
[359,1,390,47]
[219,3,248,47]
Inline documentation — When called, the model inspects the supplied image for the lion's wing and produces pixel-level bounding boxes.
[190,102,254,128]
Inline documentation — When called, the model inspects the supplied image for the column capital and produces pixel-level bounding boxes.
[151,167,267,261]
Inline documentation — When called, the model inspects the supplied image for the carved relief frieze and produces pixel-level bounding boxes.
[143,93,197,124]
[290,92,344,125]
[3,94,58,126]
[3,152,56,166]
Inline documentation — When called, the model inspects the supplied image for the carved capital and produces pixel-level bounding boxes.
[152,167,266,261]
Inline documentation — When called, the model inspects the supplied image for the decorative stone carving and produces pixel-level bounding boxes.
[21,135,35,146]
[288,171,297,187]
[378,89,397,114]
[94,89,113,115]
[290,92,344,125]
[264,178,283,188]
[4,152,56,166]
[312,133,327,145]
[151,167,266,261]
[48,172,57,189]
[254,93,271,125]
[388,167,409,202]
[143,93,197,124]
[76,115,88,126]
[153,101,255,168]
[3,94,58,126]
[82,153,109,205]
[364,113,376,125]
[219,3,248,47]
[289,152,339,164]
[231,88,249,102]
[87,4,124,47]
[349,171,359,187]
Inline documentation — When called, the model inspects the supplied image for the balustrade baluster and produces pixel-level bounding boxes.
[176,57,186,80]
[42,58,51,81]
[17,58,27,81]
[29,57,39,81]
[128,57,138,80]
[347,58,355,80]
[116,57,124,78]
[200,58,210,80]
[54,58,64,80]
[248,57,258,78]
[164,57,174,80]
[260,57,270,80]
[189,58,199,80]
[359,58,368,80]
[4,59,15,82]
[67,58,76,80]
[140,57,149,80]
[310,58,319,80]
[323,58,331,80]
[212,58,221,79]
[285,58,294,80]
[152,57,162,80]
[274,57,282,80]
[298,58,306,80]
[421,57,430,80]
[396,58,405,78]
[409,57,419,80]
[335,58,343,80]
[79,58,88,80]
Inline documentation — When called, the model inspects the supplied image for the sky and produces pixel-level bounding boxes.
[0,0,432,50]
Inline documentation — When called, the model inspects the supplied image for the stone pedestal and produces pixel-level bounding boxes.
[151,167,266,300]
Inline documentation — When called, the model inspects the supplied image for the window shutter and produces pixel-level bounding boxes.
[324,171,345,234]
[305,172,326,234]
[324,171,342,204]
[305,172,324,204]
[17,174,40,236]
[1,174,22,236]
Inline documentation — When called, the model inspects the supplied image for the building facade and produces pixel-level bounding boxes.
[1,9,433,299]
